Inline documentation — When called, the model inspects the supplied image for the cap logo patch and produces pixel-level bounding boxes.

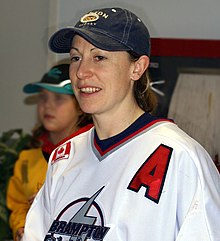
[81,12,99,23]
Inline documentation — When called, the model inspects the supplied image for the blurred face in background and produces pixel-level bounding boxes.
[37,89,82,137]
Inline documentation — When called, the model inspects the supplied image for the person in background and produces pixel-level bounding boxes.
[22,7,220,241]
[6,63,92,241]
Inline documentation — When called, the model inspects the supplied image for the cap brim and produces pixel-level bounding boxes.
[23,82,74,95]
[49,27,131,54]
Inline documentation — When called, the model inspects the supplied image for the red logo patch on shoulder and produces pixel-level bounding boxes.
[51,141,71,164]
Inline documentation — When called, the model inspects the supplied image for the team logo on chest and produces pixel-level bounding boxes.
[44,187,110,241]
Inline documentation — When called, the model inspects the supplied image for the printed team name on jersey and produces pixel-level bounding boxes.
[51,141,71,165]
[44,187,110,241]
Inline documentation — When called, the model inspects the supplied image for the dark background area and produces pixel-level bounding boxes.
[149,38,220,117]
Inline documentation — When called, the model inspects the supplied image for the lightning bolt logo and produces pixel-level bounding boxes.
[44,186,110,241]
[69,187,104,241]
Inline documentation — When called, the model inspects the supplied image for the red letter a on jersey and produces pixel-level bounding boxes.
[128,144,172,203]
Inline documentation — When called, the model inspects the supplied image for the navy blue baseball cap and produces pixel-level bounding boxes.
[23,64,74,95]
[49,7,151,57]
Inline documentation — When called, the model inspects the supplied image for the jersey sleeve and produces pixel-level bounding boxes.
[176,144,220,241]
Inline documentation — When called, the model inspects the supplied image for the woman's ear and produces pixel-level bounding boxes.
[131,55,150,81]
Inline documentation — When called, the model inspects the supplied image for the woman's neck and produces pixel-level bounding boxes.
[93,106,144,140]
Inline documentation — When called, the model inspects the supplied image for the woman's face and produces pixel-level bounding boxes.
[37,89,81,134]
[69,35,138,118]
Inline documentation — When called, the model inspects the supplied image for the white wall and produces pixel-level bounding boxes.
[0,0,50,134]
[56,0,220,39]
[1,0,220,134]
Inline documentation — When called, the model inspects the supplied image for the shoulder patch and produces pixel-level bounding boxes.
[51,141,71,165]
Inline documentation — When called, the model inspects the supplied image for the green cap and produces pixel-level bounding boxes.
[23,64,74,95]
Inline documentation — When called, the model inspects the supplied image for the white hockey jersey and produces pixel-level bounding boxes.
[22,113,220,241]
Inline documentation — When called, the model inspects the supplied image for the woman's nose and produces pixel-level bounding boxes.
[76,59,93,80]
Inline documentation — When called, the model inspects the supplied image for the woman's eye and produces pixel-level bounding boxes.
[94,55,106,61]
[70,56,80,62]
